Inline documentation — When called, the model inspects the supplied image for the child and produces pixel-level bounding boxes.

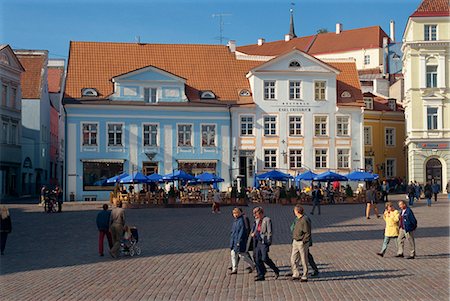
[377,202,399,257]
[122,225,133,250]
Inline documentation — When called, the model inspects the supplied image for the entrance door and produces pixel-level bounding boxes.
[143,162,158,176]
[426,158,442,188]
[239,157,248,188]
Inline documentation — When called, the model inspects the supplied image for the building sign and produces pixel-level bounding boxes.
[275,101,319,112]
[420,143,449,149]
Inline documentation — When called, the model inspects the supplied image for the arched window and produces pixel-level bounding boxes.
[289,60,301,68]
[200,91,216,99]
[81,88,99,97]
[239,89,251,97]
[341,91,352,98]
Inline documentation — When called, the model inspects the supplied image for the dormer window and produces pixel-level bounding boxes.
[388,99,396,111]
[81,88,99,97]
[341,91,351,98]
[289,60,301,68]
[200,91,216,99]
[239,89,251,97]
[364,97,373,110]
[144,88,157,103]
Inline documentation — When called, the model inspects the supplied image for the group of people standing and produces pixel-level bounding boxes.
[407,180,441,207]
[229,204,317,282]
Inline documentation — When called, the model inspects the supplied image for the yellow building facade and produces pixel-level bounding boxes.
[402,0,450,188]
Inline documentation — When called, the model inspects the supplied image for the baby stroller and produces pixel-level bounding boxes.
[121,227,141,257]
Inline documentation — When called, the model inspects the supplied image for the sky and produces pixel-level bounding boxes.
[1,0,422,60]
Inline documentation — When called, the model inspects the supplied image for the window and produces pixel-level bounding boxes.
[365,157,374,173]
[10,124,17,145]
[386,159,396,178]
[337,149,350,169]
[264,81,276,100]
[424,25,437,41]
[108,124,123,146]
[314,81,326,100]
[178,124,192,147]
[289,149,302,169]
[264,149,277,168]
[364,97,373,110]
[144,88,157,103]
[201,124,216,147]
[314,116,328,136]
[240,116,254,136]
[427,108,438,130]
[10,87,16,109]
[1,122,7,143]
[388,99,396,111]
[143,124,158,146]
[336,116,350,136]
[364,55,370,65]
[83,162,123,191]
[82,123,97,146]
[364,127,372,145]
[315,149,328,168]
[264,116,277,136]
[289,116,302,136]
[289,60,301,68]
[289,81,301,100]
[385,128,395,146]
[426,65,438,88]
[2,84,7,106]
[81,88,98,97]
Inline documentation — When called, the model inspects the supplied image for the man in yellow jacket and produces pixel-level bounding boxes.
[377,202,400,257]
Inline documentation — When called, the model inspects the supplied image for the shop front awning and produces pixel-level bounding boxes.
[176,159,218,163]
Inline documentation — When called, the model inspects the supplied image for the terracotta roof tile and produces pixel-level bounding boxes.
[237,26,389,56]
[65,42,260,101]
[327,61,364,107]
[411,0,450,17]
[48,67,63,93]
[16,54,46,99]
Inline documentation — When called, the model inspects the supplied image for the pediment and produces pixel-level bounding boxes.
[0,45,25,72]
[250,49,340,74]
[422,91,444,100]
[112,65,186,83]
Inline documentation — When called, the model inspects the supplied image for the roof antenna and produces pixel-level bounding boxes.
[212,13,232,45]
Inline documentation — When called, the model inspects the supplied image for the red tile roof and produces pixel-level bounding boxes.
[411,0,450,17]
[237,26,389,56]
[328,61,364,107]
[65,42,260,101]
[16,53,47,99]
[48,67,64,93]
[363,92,403,112]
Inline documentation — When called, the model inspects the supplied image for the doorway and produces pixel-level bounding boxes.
[143,162,158,176]
[426,158,442,188]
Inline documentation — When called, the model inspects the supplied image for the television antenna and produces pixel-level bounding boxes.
[212,13,232,44]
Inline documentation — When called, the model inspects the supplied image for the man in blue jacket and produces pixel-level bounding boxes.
[96,204,113,256]
[396,200,417,259]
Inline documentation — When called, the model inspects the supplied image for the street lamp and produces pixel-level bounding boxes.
[232,146,237,162]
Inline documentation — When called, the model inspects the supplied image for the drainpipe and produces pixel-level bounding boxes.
[228,104,233,185]
[63,104,67,202]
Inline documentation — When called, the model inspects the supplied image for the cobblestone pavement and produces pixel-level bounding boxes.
[0,195,449,301]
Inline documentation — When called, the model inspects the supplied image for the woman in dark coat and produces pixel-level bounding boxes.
[229,208,255,274]
[424,182,433,207]
[0,206,12,255]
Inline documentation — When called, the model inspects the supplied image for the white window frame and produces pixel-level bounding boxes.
[239,114,255,137]
[426,107,438,130]
[364,126,372,146]
[426,65,438,88]
[81,122,99,146]
[264,148,278,169]
[107,122,124,147]
[336,115,350,137]
[142,123,159,147]
[314,148,328,169]
[386,158,396,178]
[288,115,303,137]
[144,87,158,103]
[364,55,370,65]
[177,123,193,147]
[337,148,350,169]
[289,148,303,170]
[314,115,328,137]
[289,80,301,100]
[263,115,277,136]
[385,127,396,147]
[424,24,437,41]
[314,80,327,101]
[263,80,276,100]
[364,97,373,110]
[201,123,216,147]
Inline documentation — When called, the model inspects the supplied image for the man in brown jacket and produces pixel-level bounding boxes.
[291,204,311,282]
[109,201,125,258]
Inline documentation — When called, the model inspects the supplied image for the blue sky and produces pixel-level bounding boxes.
[1,0,421,59]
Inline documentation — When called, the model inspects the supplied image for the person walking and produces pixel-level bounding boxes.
[251,206,280,281]
[290,205,312,282]
[40,185,46,206]
[377,202,399,257]
[54,185,63,212]
[446,180,450,201]
[407,182,415,206]
[396,200,417,259]
[365,185,380,219]
[414,181,422,202]
[229,208,255,274]
[310,186,322,215]
[109,201,125,258]
[96,204,113,257]
[424,181,432,207]
[0,206,12,255]
[381,180,389,202]
[212,189,221,214]
[431,180,440,202]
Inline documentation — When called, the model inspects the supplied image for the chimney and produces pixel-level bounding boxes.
[227,40,236,53]
[382,37,389,77]
[336,23,343,34]
[285,34,292,42]
[258,38,265,46]
[390,20,395,42]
